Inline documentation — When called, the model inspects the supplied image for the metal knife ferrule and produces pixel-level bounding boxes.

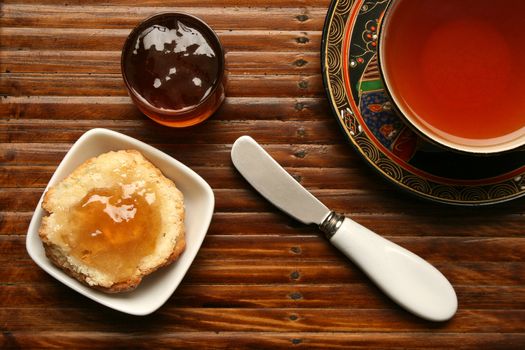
[319,211,345,239]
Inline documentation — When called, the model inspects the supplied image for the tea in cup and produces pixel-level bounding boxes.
[379,0,525,154]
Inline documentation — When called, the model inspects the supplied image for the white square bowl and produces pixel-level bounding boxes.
[26,128,214,315]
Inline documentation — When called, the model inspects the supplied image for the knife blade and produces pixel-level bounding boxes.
[231,135,457,322]
[230,135,330,225]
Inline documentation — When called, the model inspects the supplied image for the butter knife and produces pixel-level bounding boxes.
[231,135,457,321]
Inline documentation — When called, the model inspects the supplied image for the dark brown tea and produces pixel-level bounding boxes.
[380,0,525,152]
[122,13,225,127]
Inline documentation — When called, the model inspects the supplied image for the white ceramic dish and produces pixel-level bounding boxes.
[26,128,214,315]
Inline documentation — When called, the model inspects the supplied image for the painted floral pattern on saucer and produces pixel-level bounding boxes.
[321,0,525,205]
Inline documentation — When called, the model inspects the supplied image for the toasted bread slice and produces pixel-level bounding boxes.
[39,150,185,293]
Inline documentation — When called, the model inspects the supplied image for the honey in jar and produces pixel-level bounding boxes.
[121,13,225,127]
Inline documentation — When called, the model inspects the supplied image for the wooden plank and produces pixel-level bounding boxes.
[0,28,321,51]
[1,307,524,332]
[1,332,524,350]
[0,166,386,191]
[175,260,525,287]
[0,165,56,188]
[0,120,343,144]
[1,283,524,310]
[0,96,331,120]
[2,235,525,263]
[197,235,525,263]
[0,50,321,74]
[0,143,73,165]
[2,260,525,287]
[0,73,324,97]
[208,212,525,239]
[0,143,354,167]
[0,5,326,30]
[1,0,331,7]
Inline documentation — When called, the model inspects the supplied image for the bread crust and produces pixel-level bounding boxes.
[38,150,185,293]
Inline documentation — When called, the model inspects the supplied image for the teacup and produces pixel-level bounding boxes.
[378,0,525,154]
[121,13,225,127]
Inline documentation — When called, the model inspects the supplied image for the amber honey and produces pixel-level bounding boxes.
[122,13,225,127]
[62,181,161,282]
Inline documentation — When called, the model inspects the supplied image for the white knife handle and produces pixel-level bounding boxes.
[322,213,457,321]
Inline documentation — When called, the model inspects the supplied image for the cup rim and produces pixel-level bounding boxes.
[377,0,525,155]
[121,12,225,116]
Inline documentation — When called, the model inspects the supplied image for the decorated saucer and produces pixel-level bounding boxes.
[321,0,525,205]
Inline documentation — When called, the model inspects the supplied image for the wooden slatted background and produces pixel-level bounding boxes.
[1,0,525,348]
